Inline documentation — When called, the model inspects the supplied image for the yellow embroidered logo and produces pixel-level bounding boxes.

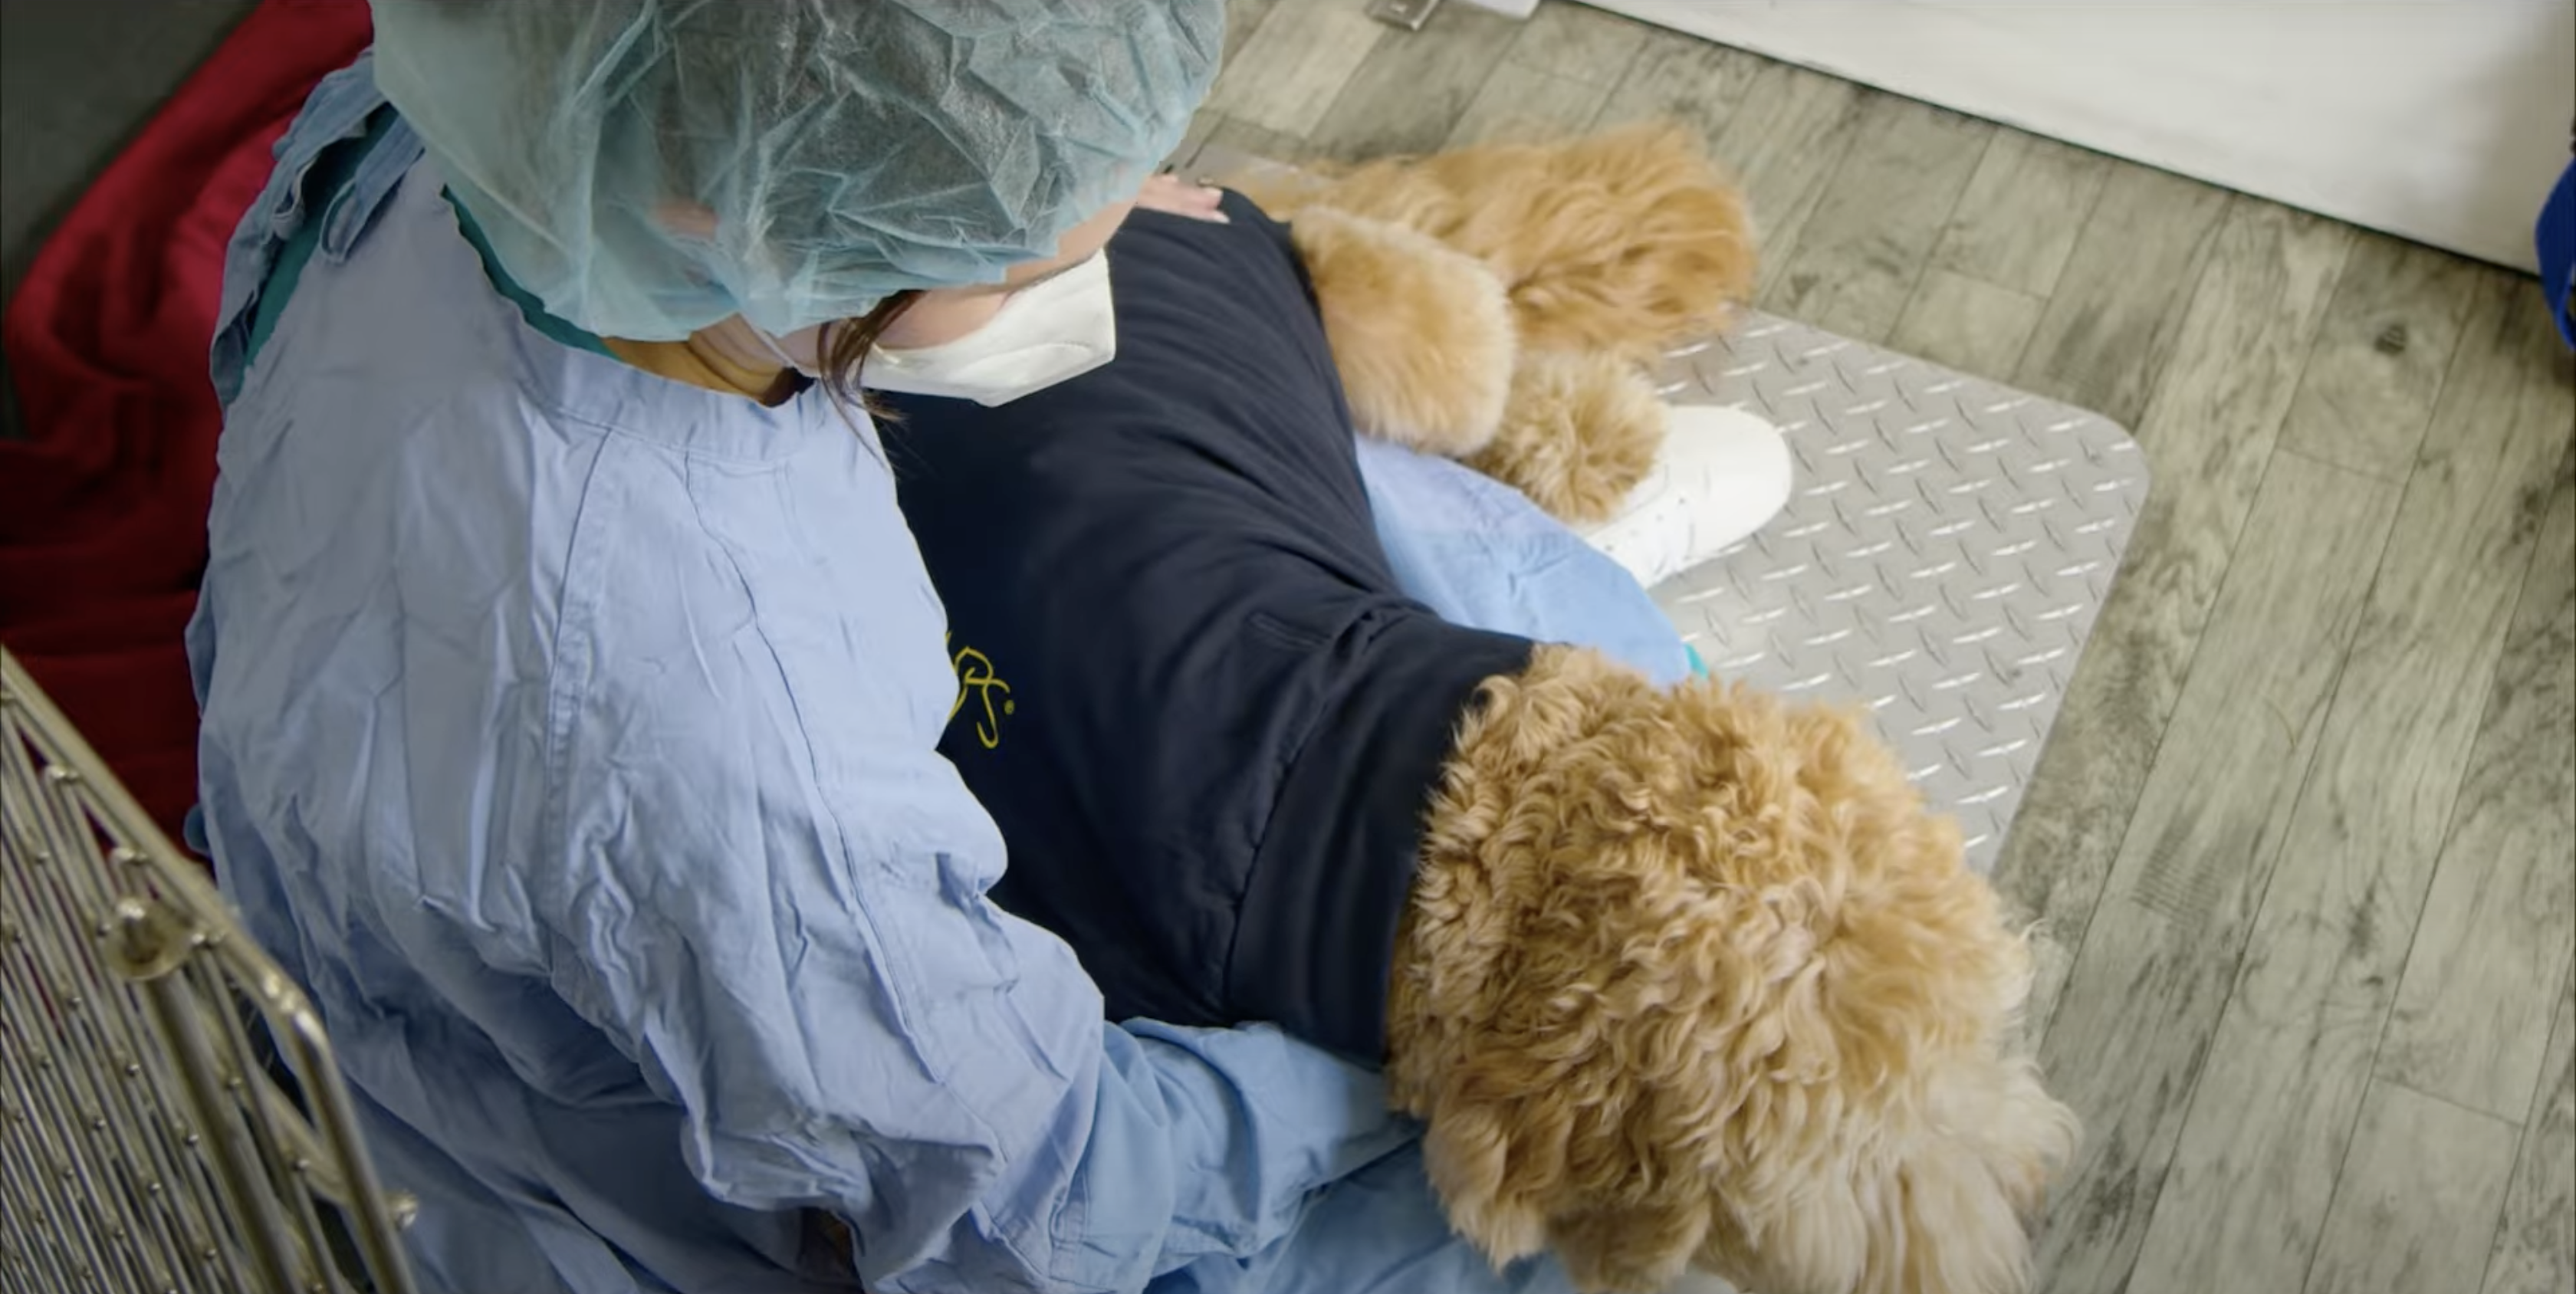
[946,636,1014,750]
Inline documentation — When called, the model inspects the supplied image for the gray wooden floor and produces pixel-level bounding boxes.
[1190,4,2576,1292]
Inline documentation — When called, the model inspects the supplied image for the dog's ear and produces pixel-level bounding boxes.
[1287,207,1516,458]
[1387,646,1752,1291]
[1697,965,2081,1294]
[1677,699,2081,1294]
[1388,648,2077,1294]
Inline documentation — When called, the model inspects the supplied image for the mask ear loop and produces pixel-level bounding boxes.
[746,323,820,377]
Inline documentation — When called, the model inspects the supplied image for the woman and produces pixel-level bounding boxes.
[186,3,1691,1292]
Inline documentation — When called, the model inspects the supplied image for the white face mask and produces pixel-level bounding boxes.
[863,251,1118,406]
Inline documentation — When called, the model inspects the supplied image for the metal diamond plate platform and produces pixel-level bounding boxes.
[1650,313,2149,875]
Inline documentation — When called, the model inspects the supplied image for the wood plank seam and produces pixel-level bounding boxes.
[2477,955,2576,1294]
[2017,202,2357,1044]
[1996,157,2119,377]
[2030,425,2309,1037]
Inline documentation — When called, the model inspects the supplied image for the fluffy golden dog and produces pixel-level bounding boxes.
[1267,132,2078,1292]
[890,125,2076,1294]
[1237,123,1760,524]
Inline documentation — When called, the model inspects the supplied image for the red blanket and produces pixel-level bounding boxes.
[0,0,372,844]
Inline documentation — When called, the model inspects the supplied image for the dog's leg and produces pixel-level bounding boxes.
[1464,350,1664,527]
[1290,207,1518,458]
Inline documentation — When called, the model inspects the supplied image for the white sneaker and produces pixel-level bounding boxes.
[1575,404,1793,590]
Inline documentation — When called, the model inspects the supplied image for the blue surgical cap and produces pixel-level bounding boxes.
[369,0,1224,341]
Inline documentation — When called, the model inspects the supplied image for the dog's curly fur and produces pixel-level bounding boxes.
[1290,206,1516,458]
[1464,350,1667,527]
[1388,646,2080,1294]
[1244,123,1755,525]
[1238,122,1758,361]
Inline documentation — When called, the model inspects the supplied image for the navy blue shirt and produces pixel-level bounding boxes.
[885,196,1534,1061]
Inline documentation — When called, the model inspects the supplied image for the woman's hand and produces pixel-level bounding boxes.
[1140,172,1230,223]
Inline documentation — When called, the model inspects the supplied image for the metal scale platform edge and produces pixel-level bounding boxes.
[1646,314,2147,874]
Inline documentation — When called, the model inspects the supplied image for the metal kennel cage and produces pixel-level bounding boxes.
[0,648,417,1294]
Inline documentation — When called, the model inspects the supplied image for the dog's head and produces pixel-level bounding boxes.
[1388,645,2078,1294]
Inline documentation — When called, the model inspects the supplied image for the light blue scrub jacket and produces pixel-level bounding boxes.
[188,56,1691,1294]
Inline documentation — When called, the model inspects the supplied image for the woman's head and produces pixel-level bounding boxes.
[809,191,1138,409]
[369,0,1221,343]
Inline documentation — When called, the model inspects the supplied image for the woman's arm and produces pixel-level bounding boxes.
[567,849,1414,1292]
[1354,435,1697,685]
[540,682,1422,1292]
[527,459,1427,1291]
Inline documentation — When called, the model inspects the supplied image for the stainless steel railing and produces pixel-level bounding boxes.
[1,648,416,1294]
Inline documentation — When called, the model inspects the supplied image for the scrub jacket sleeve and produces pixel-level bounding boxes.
[527,563,1415,1294]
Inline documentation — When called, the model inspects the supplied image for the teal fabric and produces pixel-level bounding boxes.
[242,107,399,369]
[238,103,614,370]
[444,195,616,360]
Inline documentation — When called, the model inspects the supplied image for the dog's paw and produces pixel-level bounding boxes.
[1467,349,1664,527]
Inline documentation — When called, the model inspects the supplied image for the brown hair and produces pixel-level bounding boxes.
[818,290,924,416]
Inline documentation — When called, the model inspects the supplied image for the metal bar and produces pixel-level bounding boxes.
[266,1005,419,1294]
[7,764,200,1290]
[2,649,419,1294]
[0,803,130,1293]
[196,958,344,1289]
[132,918,304,1294]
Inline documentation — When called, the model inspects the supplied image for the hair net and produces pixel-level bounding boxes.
[368,0,1224,341]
